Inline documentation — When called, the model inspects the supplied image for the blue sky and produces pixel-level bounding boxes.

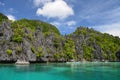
[0,0,120,36]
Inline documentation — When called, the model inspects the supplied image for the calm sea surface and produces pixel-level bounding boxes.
[0,62,120,80]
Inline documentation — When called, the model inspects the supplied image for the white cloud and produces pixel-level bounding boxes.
[7,15,16,21]
[51,20,76,27]
[33,0,52,7]
[77,0,120,25]
[66,21,76,26]
[51,21,61,27]
[0,2,5,6]
[7,8,17,13]
[95,22,120,37]
[36,0,74,19]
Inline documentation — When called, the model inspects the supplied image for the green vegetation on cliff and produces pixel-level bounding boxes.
[64,38,75,60]
[6,49,13,55]
[11,19,60,34]
[11,18,60,42]
[0,13,8,23]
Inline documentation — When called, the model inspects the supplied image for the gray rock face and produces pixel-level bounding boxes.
[0,22,63,62]
[3,22,13,40]
[23,39,36,61]
[0,22,14,61]
[116,51,120,61]
[70,33,109,61]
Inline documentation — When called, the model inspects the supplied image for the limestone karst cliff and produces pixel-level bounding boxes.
[0,13,120,62]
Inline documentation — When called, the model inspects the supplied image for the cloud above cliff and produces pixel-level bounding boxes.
[36,0,74,19]
[33,0,52,7]
[95,22,120,37]
[7,14,16,21]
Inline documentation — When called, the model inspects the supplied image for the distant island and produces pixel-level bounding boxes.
[0,12,120,63]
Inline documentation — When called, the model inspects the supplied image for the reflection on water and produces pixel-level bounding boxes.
[0,62,120,80]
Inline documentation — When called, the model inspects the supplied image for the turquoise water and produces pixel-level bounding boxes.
[0,62,120,80]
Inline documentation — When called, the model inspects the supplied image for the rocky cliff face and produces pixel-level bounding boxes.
[0,13,120,62]
[68,27,120,61]
[0,21,64,62]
